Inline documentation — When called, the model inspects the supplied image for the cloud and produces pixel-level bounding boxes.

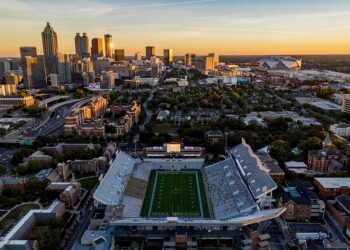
[113,0,218,9]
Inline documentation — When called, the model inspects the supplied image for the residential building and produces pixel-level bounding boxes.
[205,130,224,144]
[0,200,65,250]
[111,102,141,136]
[0,177,27,194]
[59,183,81,208]
[330,123,350,137]
[146,46,155,60]
[308,147,349,173]
[69,157,108,174]
[314,178,350,199]
[91,38,103,59]
[104,34,113,58]
[64,96,107,136]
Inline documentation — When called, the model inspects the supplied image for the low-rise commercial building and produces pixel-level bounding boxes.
[314,178,350,199]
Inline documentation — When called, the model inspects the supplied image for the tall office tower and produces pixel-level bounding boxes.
[91,38,104,59]
[151,56,160,78]
[41,22,58,57]
[75,33,90,57]
[57,54,72,84]
[75,33,82,56]
[104,34,113,58]
[93,58,111,74]
[185,53,196,67]
[22,56,47,89]
[81,33,90,57]
[163,49,173,66]
[114,49,125,61]
[146,46,155,60]
[20,47,37,59]
[208,53,219,67]
[0,59,13,80]
[135,52,142,61]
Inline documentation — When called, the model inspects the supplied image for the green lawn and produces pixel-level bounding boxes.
[77,176,98,190]
[141,171,209,218]
[0,203,40,235]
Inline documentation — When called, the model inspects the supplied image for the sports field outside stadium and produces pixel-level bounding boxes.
[141,171,209,217]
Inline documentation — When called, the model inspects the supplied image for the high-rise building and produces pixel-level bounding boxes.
[75,33,82,56]
[20,47,37,59]
[185,53,196,67]
[41,22,58,57]
[0,59,13,80]
[57,54,73,84]
[151,56,160,78]
[163,49,173,66]
[75,33,90,57]
[146,46,155,60]
[91,38,103,59]
[208,53,219,67]
[22,56,47,89]
[114,49,125,61]
[134,52,142,61]
[100,71,115,89]
[104,34,113,58]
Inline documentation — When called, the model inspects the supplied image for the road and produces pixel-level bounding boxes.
[132,71,167,144]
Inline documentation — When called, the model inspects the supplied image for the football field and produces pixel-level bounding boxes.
[141,171,209,217]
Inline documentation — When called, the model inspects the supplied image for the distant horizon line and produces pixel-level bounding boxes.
[2,53,350,59]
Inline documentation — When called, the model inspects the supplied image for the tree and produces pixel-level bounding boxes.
[0,166,7,176]
[0,127,7,136]
[298,137,322,152]
[269,140,292,164]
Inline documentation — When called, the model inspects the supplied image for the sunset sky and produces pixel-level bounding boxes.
[1,0,350,57]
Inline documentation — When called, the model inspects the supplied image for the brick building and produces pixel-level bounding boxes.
[308,147,349,173]
[314,178,350,199]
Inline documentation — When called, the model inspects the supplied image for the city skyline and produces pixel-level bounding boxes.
[1,0,350,57]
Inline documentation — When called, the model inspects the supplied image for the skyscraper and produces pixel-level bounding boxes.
[104,34,113,58]
[163,49,173,66]
[41,22,58,57]
[75,33,90,57]
[22,56,47,89]
[146,46,155,60]
[114,49,125,61]
[135,52,142,61]
[91,38,103,59]
[185,53,196,67]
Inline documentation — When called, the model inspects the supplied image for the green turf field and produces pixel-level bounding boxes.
[141,171,209,217]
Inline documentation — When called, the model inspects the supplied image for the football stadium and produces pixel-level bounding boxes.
[92,140,286,249]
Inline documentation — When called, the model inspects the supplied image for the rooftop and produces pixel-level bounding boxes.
[315,177,350,188]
